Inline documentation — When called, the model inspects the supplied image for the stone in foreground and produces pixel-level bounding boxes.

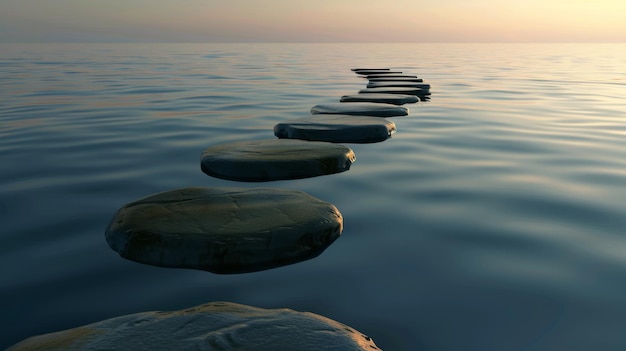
[311,102,408,117]
[105,187,343,274]
[367,81,431,89]
[201,139,355,182]
[274,114,396,143]
[340,93,419,105]
[359,87,431,96]
[8,301,382,351]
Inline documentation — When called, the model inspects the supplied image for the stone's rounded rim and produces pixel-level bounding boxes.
[359,87,431,96]
[310,102,408,117]
[340,93,419,105]
[105,187,344,274]
[9,302,382,351]
[201,139,356,182]
[274,115,396,143]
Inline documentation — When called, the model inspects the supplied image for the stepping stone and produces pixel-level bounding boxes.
[311,102,408,117]
[354,70,402,75]
[351,68,390,71]
[359,87,431,96]
[8,301,382,351]
[365,74,419,79]
[367,81,431,89]
[340,93,419,105]
[201,139,355,182]
[368,77,424,83]
[105,187,343,274]
[274,115,396,143]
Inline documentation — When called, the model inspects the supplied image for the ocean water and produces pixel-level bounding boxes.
[1,43,626,350]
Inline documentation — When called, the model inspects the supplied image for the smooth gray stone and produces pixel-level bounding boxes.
[351,67,390,71]
[359,87,431,96]
[274,115,396,143]
[311,102,408,117]
[201,139,355,182]
[8,302,382,351]
[340,93,419,105]
[104,187,343,274]
[368,77,424,82]
[367,81,431,89]
[365,74,418,79]
[354,70,402,75]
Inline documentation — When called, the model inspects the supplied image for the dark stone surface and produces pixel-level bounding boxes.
[104,187,344,274]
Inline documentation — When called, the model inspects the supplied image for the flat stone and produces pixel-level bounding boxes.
[368,77,424,82]
[354,70,402,75]
[367,81,431,89]
[351,67,390,71]
[340,93,419,105]
[311,102,408,117]
[274,115,396,143]
[8,302,382,351]
[365,74,418,79]
[359,87,431,96]
[201,139,355,182]
[104,187,343,274]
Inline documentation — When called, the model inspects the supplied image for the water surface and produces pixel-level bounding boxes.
[1,43,626,350]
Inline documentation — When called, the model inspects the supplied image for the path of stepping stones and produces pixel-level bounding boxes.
[9,68,431,350]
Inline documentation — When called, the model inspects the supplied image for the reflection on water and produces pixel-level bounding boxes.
[1,43,626,350]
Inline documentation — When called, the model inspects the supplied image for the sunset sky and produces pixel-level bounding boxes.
[1,0,625,42]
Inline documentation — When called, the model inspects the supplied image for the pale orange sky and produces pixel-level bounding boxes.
[1,0,625,42]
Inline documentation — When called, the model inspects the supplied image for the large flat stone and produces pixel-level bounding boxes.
[201,139,355,182]
[274,115,396,143]
[311,102,408,117]
[367,81,431,89]
[8,302,382,351]
[359,87,431,96]
[340,93,419,105]
[105,187,343,274]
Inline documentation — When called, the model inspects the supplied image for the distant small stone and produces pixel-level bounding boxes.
[8,301,383,351]
[367,81,431,89]
[351,67,390,72]
[274,115,396,143]
[104,187,343,274]
[201,139,355,182]
[359,87,430,96]
[340,93,419,105]
[354,70,402,75]
[368,77,424,82]
[365,74,418,79]
[311,102,408,117]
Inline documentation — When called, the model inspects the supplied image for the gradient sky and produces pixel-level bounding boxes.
[1,0,625,42]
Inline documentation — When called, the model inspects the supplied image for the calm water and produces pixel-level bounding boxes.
[1,43,626,350]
